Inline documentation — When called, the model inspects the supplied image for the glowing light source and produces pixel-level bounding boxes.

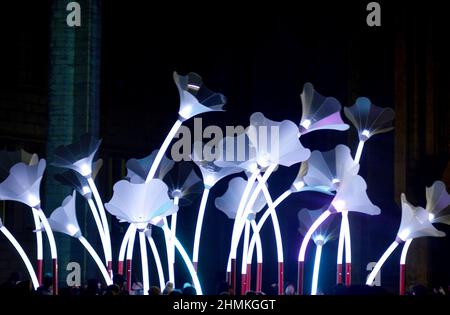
[300,119,311,130]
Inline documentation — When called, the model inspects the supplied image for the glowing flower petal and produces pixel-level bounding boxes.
[298,83,349,135]
[47,191,81,238]
[174,72,226,121]
[215,177,267,219]
[344,97,395,141]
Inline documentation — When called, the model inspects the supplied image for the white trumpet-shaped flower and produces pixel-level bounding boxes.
[174,72,226,121]
[164,162,202,203]
[0,159,46,208]
[304,145,359,191]
[47,191,81,238]
[298,83,349,135]
[52,133,101,177]
[298,207,336,245]
[330,174,380,216]
[191,141,242,188]
[126,150,174,184]
[344,97,395,141]
[105,179,177,229]
[397,194,446,241]
[247,112,310,168]
[215,177,267,219]
[425,181,450,225]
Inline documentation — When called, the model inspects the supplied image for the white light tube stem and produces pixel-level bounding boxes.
[139,231,149,295]
[0,226,39,290]
[311,243,323,295]
[145,119,183,182]
[298,210,331,262]
[241,220,251,274]
[87,177,112,264]
[147,234,165,290]
[162,224,203,295]
[78,236,112,285]
[366,241,400,285]
[87,198,108,264]
[354,140,365,165]
[192,187,210,267]
[400,239,413,265]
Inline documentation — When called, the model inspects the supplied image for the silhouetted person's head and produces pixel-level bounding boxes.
[182,285,197,295]
[168,289,182,296]
[149,286,161,295]
[113,274,126,289]
[285,284,295,295]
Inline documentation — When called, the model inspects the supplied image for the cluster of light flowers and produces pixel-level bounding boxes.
[0,72,449,296]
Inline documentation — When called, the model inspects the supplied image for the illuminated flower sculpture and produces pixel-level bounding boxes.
[0,158,59,294]
[215,176,267,293]
[125,150,174,184]
[54,160,109,269]
[0,217,39,289]
[163,162,202,284]
[47,191,112,285]
[303,144,360,285]
[344,97,395,163]
[297,174,380,294]
[105,178,178,295]
[52,134,112,274]
[396,181,450,294]
[298,82,349,135]
[191,141,241,271]
[366,193,445,287]
[298,207,336,295]
[226,112,311,294]
[0,149,45,284]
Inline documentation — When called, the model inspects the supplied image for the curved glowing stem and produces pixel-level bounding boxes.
[126,224,137,260]
[354,140,365,164]
[311,243,323,295]
[298,210,331,262]
[337,216,345,266]
[162,217,175,283]
[228,165,276,271]
[168,197,178,284]
[147,234,165,290]
[87,198,108,264]
[31,208,43,260]
[400,239,412,265]
[259,179,283,263]
[399,239,412,295]
[87,177,112,265]
[125,224,137,292]
[118,225,133,273]
[227,172,259,270]
[192,188,210,268]
[247,190,292,264]
[0,226,39,290]
[145,119,183,182]
[366,240,400,285]
[34,207,58,294]
[78,236,112,285]
[162,224,203,295]
[248,220,263,264]
[138,232,149,295]
[241,220,251,274]
[34,208,57,259]
[31,208,43,284]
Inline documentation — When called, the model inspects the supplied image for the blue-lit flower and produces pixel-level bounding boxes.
[52,133,101,177]
[425,181,450,225]
[344,97,395,141]
[47,191,81,238]
[298,207,337,245]
[105,179,177,229]
[397,193,445,241]
[126,150,174,184]
[0,159,46,208]
[215,177,267,219]
[298,83,349,135]
[247,112,310,168]
[174,72,226,121]
[303,144,359,192]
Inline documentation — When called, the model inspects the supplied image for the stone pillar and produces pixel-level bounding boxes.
[46,0,101,288]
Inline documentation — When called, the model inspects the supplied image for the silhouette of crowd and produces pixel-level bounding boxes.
[1,271,449,296]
